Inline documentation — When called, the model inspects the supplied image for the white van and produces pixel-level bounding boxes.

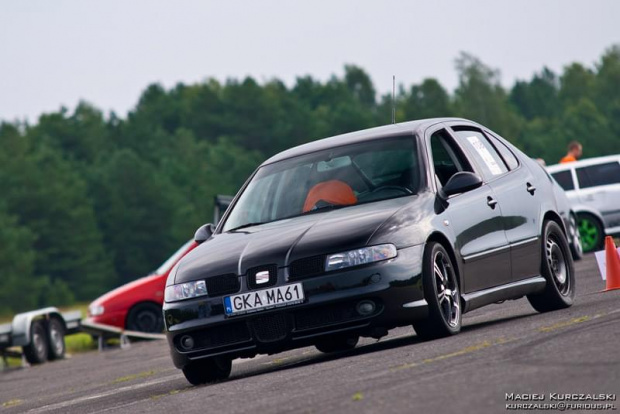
[547,155,620,252]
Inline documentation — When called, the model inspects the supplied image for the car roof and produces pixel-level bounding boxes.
[546,154,620,173]
[262,117,470,166]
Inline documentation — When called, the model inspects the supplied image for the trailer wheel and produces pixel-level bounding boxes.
[47,318,66,360]
[24,321,49,364]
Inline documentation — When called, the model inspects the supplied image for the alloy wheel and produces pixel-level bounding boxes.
[545,235,570,295]
[578,217,600,252]
[433,251,460,327]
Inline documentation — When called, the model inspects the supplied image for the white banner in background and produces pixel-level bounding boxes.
[594,247,620,280]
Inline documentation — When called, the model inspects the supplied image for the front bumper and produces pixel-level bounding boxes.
[88,309,127,329]
[163,244,426,368]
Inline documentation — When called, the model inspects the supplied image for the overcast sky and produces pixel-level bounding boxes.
[1,0,619,122]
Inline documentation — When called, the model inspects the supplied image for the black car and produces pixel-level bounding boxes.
[164,118,575,385]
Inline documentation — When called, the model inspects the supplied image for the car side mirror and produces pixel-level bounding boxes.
[439,172,483,199]
[194,223,215,244]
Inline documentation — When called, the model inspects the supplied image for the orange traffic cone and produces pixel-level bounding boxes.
[604,236,620,291]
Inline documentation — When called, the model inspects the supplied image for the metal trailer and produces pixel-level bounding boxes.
[0,307,82,366]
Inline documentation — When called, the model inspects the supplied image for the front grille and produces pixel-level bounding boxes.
[247,264,278,290]
[206,274,240,297]
[248,314,289,343]
[294,302,371,331]
[180,322,250,351]
[289,255,325,280]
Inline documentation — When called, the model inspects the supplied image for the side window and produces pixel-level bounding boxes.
[452,128,508,180]
[429,130,472,187]
[576,162,620,189]
[551,170,575,191]
[486,133,519,170]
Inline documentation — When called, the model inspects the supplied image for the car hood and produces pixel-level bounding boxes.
[173,196,419,284]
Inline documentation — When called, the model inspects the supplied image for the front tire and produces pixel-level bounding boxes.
[527,220,575,312]
[182,357,232,385]
[315,334,359,353]
[23,321,49,364]
[126,303,164,333]
[413,242,461,340]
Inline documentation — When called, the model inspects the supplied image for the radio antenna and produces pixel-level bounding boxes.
[391,75,396,124]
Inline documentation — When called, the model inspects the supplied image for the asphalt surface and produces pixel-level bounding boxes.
[1,254,619,414]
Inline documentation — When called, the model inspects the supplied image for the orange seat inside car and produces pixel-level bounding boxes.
[302,180,357,213]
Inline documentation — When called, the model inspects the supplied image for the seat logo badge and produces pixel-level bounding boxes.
[256,270,270,284]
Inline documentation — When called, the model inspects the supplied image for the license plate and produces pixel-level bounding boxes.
[224,283,304,316]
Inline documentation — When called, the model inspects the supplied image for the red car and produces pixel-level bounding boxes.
[87,240,198,332]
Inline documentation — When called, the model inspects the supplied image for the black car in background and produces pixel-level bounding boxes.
[163,118,575,385]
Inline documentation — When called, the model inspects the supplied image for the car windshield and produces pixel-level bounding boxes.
[155,240,193,275]
[222,136,420,232]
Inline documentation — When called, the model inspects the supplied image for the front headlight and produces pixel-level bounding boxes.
[325,244,397,272]
[164,280,208,303]
[88,304,105,316]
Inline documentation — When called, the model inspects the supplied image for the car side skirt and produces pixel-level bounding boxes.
[461,276,546,313]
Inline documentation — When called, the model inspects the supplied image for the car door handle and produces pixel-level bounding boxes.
[487,196,498,209]
[526,183,536,195]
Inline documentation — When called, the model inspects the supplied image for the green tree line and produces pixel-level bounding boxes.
[1,46,619,314]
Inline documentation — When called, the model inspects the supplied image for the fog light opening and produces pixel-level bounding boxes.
[356,300,376,316]
[180,335,195,350]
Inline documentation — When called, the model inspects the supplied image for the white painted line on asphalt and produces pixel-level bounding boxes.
[25,356,270,413]
[88,399,145,414]
[25,374,182,414]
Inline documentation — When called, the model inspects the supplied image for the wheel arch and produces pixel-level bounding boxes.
[571,205,605,224]
[10,308,63,347]
[542,210,567,238]
[426,231,463,289]
[575,210,605,228]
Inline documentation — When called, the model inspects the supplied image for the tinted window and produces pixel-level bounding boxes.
[551,170,575,191]
[576,162,620,189]
[452,129,508,180]
[429,130,472,187]
[487,133,519,170]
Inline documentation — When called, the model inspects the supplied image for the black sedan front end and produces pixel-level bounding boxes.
[163,132,433,378]
[164,240,426,369]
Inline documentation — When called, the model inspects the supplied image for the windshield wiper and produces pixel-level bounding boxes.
[227,222,268,232]
[300,204,347,216]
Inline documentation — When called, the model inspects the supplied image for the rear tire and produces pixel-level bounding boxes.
[315,334,359,353]
[126,303,164,333]
[182,357,232,385]
[23,321,49,364]
[413,242,461,340]
[527,220,575,313]
[47,318,66,360]
[577,213,604,253]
